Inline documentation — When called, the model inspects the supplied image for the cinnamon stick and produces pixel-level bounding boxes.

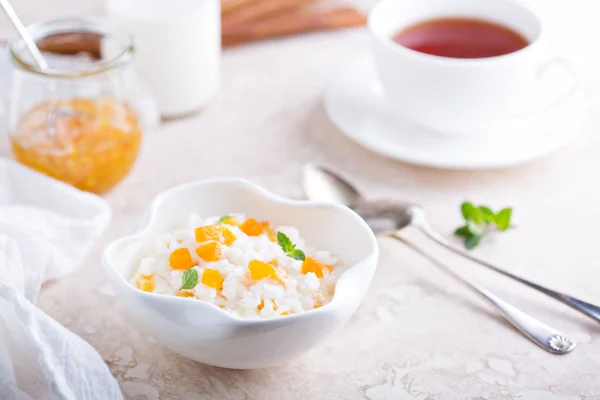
[222,7,367,48]
[222,0,318,27]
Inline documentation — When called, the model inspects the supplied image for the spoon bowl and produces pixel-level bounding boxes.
[302,163,362,208]
[302,163,419,232]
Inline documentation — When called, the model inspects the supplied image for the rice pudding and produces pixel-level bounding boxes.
[129,214,346,318]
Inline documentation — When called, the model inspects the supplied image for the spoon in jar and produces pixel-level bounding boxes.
[302,163,578,354]
[0,0,66,141]
[0,0,49,69]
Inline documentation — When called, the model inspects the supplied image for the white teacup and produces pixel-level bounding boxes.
[369,0,574,136]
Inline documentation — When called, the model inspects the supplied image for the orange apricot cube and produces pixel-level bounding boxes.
[301,257,330,279]
[248,259,278,280]
[240,218,263,236]
[177,291,196,298]
[195,241,222,262]
[201,268,224,289]
[222,217,239,226]
[281,311,290,316]
[137,274,155,292]
[195,224,219,243]
[169,248,195,270]
[220,227,237,246]
[269,257,279,267]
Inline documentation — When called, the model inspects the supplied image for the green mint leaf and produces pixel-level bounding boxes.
[461,202,476,220]
[454,225,471,237]
[461,202,484,224]
[471,209,484,224]
[464,235,481,250]
[277,231,295,253]
[466,220,485,236]
[456,202,515,250]
[277,231,306,260]
[289,249,306,261]
[180,268,198,290]
[479,206,496,224]
[218,215,232,223]
[495,208,513,231]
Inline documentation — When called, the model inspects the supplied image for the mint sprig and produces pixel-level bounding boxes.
[277,231,305,261]
[180,268,199,290]
[218,215,232,223]
[455,202,513,249]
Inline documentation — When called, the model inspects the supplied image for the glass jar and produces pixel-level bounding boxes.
[7,18,145,194]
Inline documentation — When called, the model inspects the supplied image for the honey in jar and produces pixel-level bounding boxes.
[10,97,142,194]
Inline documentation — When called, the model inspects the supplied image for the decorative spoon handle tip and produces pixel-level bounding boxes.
[389,233,576,355]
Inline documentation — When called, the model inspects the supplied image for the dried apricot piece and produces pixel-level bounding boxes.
[223,217,239,226]
[220,227,237,246]
[195,241,222,262]
[177,291,196,298]
[195,224,219,243]
[269,257,279,267]
[301,257,329,279]
[201,268,224,289]
[281,311,290,316]
[137,274,155,292]
[240,218,263,236]
[257,299,277,312]
[248,259,278,280]
[261,221,277,242]
[216,290,227,300]
[169,248,195,270]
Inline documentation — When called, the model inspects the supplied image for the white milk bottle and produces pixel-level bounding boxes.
[106,0,221,118]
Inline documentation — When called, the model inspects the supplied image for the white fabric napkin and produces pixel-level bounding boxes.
[0,158,123,400]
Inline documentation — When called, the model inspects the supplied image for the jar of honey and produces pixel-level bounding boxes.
[7,18,145,194]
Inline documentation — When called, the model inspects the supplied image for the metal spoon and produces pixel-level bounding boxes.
[0,0,48,69]
[302,163,600,323]
[302,163,577,354]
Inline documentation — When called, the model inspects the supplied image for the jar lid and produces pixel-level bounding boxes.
[9,17,135,78]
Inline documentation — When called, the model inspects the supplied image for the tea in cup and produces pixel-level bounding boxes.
[369,0,574,136]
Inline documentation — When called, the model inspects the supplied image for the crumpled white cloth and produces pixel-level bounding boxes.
[0,158,123,400]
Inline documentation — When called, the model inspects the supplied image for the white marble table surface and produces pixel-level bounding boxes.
[1,0,600,399]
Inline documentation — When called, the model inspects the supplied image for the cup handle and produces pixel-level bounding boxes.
[512,56,578,117]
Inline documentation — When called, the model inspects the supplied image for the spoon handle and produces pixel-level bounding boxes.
[418,224,600,323]
[0,0,49,69]
[389,233,576,354]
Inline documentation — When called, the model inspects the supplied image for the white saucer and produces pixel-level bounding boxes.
[324,54,586,170]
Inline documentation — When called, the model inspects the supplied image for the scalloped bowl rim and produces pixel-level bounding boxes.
[102,178,379,326]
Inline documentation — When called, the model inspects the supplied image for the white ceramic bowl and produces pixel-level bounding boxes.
[102,179,378,369]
